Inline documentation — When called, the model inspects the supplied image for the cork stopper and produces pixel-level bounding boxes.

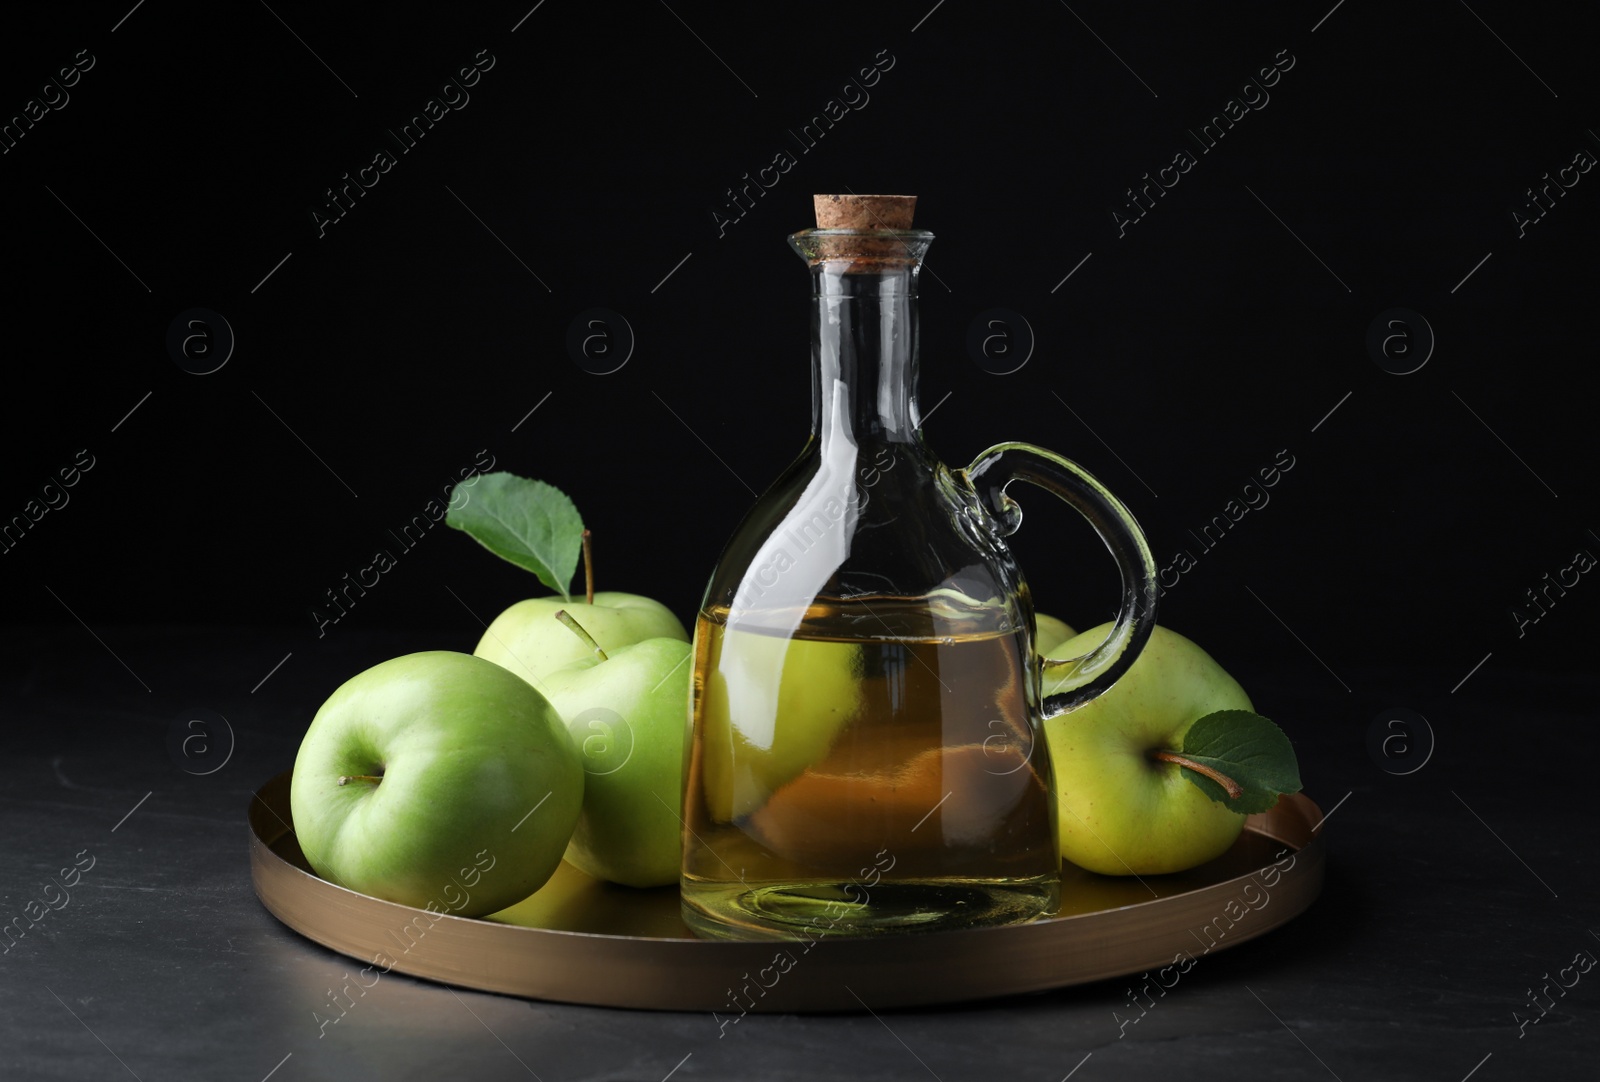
[814,194,916,230]
[793,194,929,270]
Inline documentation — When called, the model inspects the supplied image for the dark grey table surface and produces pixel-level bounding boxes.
[2,624,1595,1081]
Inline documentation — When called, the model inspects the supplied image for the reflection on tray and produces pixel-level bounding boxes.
[268,811,1299,939]
[251,771,1322,1009]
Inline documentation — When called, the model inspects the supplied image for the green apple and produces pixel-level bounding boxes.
[1042,623,1251,875]
[695,626,865,823]
[536,620,693,888]
[290,651,583,916]
[1034,612,1078,657]
[474,592,688,694]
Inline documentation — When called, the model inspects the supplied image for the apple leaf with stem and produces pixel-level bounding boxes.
[446,472,588,603]
[1153,709,1302,815]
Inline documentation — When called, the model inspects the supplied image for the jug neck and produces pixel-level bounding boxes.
[795,235,932,449]
[810,267,919,446]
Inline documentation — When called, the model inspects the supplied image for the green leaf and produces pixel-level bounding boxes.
[445,472,584,602]
[1176,709,1303,815]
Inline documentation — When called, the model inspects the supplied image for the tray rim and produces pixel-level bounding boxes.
[249,770,1325,1012]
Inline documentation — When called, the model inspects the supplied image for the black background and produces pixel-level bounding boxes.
[3,3,1599,1079]
[5,0,1596,688]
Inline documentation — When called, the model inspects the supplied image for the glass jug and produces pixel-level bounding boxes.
[680,194,1159,940]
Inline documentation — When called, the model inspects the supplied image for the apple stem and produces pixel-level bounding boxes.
[582,529,595,607]
[554,609,608,662]
[1150,751,1244,800]
[337,774,383,787]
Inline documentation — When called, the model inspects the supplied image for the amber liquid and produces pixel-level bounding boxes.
[681,597,1059,940]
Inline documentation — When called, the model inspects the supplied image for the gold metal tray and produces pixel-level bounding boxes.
[249,771,1324,1012]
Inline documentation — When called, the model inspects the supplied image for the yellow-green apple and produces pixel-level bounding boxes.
[474,592,688,694]
[1034,612,1077,657]
[1042,623,1253,875]
[290,651,583,916]
[694,627,865,823]
[534,613,693,887]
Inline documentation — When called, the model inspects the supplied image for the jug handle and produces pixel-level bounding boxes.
[960,442,1160,718]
